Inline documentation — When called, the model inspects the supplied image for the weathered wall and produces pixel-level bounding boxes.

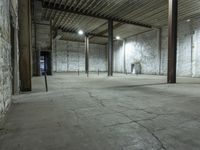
[32,23,51,75]
[53,40,107,72]
[161,19,200,77]
[114,19,200,77]
[0,0,19,123]
[32,0,51,76]
[192,19,200,77]
[33,24,51,51]
[113,41,124,73]
[114,30,160,75]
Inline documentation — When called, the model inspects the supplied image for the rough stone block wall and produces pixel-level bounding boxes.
[32,0,51,75]
[161,19,200,77]
[89,44,107,72]
[32,24,51,75]
[114,19,200,77]
[192,20,200,77]
[113,41,124,73]
[114,30,160,75]
[160,27,168,75]
[35,25,50,51]
[53,40,107,72]
[0,0,12,121]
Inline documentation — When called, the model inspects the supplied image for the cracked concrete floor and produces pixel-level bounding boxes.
[1,73,200,150]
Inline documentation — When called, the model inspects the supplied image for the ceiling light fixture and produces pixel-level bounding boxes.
[78,30,84,35]
[186,19,191,22]
[116,36,121,40]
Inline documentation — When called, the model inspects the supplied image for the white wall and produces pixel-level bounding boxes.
[161,19,200,77]
[113,18,200,77]
[53,40,107,72]
[114,30,160,75]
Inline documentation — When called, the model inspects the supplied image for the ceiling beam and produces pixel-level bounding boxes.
[90,22,108,33]
[90,22,124,39]
[57,27,108,38]
[57,38,106,45]
[41,1,152,29]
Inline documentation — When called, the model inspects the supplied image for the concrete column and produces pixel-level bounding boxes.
[85,36,89,76]
[108,19,113,76]
[19,0,32,91]
[168,0,178,83]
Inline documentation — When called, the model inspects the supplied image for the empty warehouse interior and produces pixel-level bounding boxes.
[1,0,200,149]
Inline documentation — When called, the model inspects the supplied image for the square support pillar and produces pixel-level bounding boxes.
[108,19,113,76]
[19,0,32,91]
[168,0,178,83]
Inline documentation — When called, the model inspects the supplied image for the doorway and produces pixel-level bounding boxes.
[40,51,52,75]
[131,63,141,75]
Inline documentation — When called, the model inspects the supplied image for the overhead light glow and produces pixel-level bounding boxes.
[186,19,191,22]
[116,36,121,40]
[78,30,84,35]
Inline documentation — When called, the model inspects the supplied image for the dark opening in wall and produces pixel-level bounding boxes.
[40,51,52,75]
[131,62,141,75]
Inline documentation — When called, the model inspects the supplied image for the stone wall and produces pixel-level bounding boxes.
[32,0,51,76]
[0,0,19,124]
[113,18,200,77]
[53,40,107,72]
[114,30,160,75]
[32,23,51,75]
[161,19,200,77]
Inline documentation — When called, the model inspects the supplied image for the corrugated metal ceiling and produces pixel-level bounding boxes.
[37,0,200,44]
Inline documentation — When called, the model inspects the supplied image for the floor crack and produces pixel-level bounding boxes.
[116,111,167,150]
[117,105,177,116]
[104,121,135,128]
[85,90,106,107]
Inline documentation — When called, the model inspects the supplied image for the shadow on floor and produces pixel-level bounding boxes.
[109,83,167,90]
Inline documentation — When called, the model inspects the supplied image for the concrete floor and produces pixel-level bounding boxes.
[1,73,200,150]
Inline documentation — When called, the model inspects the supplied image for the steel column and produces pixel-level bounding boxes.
[168,0,178,83]
[85,36,90,76]
[108,19,113,76]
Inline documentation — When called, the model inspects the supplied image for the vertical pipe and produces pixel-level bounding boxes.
[191,35,194,77]
[98,47,100,76]
[55,40,58,72]
[168,0,178,83]
[108,19,113,76]
[85,36,89,76]
[44,72,48,92]
[123,39,126,74]
[78,42,80,76]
